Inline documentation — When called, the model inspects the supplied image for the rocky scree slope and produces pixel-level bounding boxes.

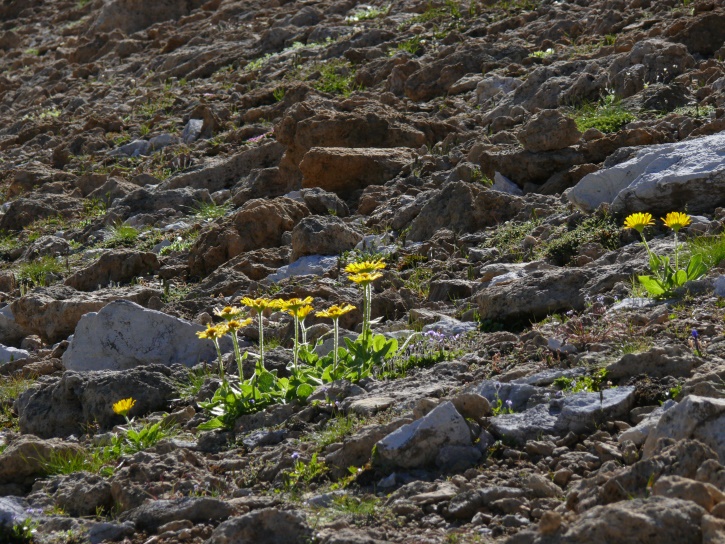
[1,0,725,542]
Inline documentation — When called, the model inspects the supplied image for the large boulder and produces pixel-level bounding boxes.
[568,131,725,215]
[62,300,228,371]
[510,497,705,544]
[643,395,725,464]
[189,197,308,277]
[10,285,160,344]
[375,401,472,469]
[517,109,581,152]
[65,250,160,292]
[290,215,362,261]
[125,498,233,533]
[300,147,415,198]
[208,508,312,544]
[15,366,177,438]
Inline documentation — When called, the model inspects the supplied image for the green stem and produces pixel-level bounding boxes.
[213,339,225,382]
[257,313,265,370]
[230,331,243,383]
[333,318,339,376]
[293,314,299,374]
[674,231,679,271]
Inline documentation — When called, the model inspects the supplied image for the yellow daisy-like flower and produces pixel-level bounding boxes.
[226,318,253,331]
[345,259,386,275]
[240,297,273,314]
[661,211,692,232]
[112,397,136,417]
[348,271,383,285]
[316,303,356,319]
[279,297,314,312]
[196,324,226,340]
[295,305,315,319]
[213,306,243,321]
[623,212,655,233]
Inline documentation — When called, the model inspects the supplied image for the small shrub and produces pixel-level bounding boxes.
[17,256,64,287]
[573,93,635,133]
[104,222,139,247]
[192,200,231,220]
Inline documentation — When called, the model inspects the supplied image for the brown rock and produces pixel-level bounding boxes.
[517,110,581,152]
[652,475,716,512]
[65,250,160,291]
[0,435,83,486]
[290,215,362,261]
[10,285,161,343]
[189,197,308,277]
[300,147,415,198]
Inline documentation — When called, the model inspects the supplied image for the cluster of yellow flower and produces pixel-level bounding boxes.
[623,211,692,233]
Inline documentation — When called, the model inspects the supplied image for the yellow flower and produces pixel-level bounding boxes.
[240,297,274,314]
[196,325,226,340]
[295,305,314,319]
[662,211,691,232]
[279,297,314,312]
[316,303,356,319]
[623,212,655,233]
[345,259,386,275]
[226,318,253,331]
[112,397,136,417]
[213,306,243,321]
[348,271,383,285]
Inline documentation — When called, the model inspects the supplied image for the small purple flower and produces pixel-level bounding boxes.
[291,452,300,460]
[691,329,699,339]
[566,310,575,317]
[555,391,563,398]
[494,381,502,391]
[505,399,513,408]
[596,295,605,304]
[249,399,255,405]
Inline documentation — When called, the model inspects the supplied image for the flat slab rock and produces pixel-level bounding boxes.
[62,300,229,371]
[568,130,725,215]
[489,386,636,444]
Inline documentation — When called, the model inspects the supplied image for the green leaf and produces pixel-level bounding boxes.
[638,275,666,296]
[296,383,314,399]
[257,371,276,392]
[674,269,687,287]
[197,417,225,430]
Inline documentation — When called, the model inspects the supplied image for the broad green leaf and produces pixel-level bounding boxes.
[296,383,314,399]
[674,269,687,286]
[638,275,665,296]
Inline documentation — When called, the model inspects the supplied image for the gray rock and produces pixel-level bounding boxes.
[88,521,135,544]
[446,487,525,519]
[148,133,178,151]
[64,250,160,292]
[568,131,725,215]
[181,119,204,144]
[0,344,29,364]
[474,381,538,412]
[263,255,338,284]
[608,297,656,312]
[0,496,30,528]
[618,400,676,447]
[92,0,205,34]
[489,387,636,444]
[493,171,524,195]
[290,215,362,262]
[511,497,704,544]
[376,401,471,469]
[422,317,478,336]
[435,445,482,472]
[208,508,311,544]
[606,345,701,380]
[125,497,232,533]
[62,300,229,371]
[476,74,522,105]
[108,139,150,157]
[715,275,725,297]
[643,395,725,464]
[16,366,177,438]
